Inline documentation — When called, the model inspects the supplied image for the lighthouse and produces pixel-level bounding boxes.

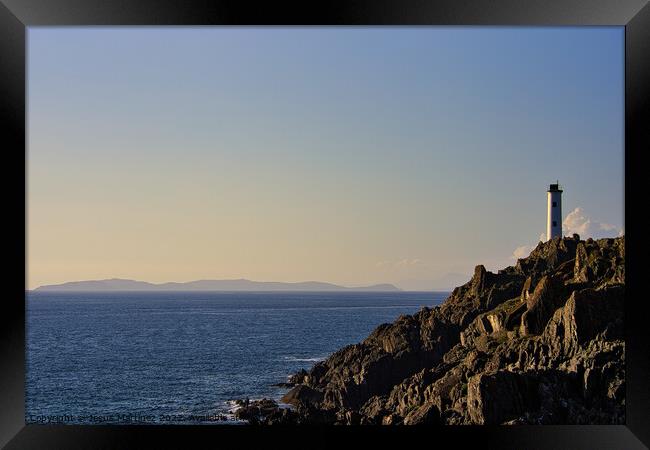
[546,182,563,241]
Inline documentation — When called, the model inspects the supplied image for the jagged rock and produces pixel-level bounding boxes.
[441,265,525,327]
[234,398,285,422]
[515,235,580,280]
[425,364,467,412]
[359,395,389,424]
[281,384,324,407]
[573,238,625,286]
[520,276,533,302]
[403,403,441,425]
[382,413,401,425]
[467,370,540,424]
[461,297,523,346]
[263,407,300,425]
[288,306,460,412]
[520,275,567,336]
[543,285,624,356]
[265,236,625,426]
[287,369,309,385]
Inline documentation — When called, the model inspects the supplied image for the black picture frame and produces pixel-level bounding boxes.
[2,0,648,448]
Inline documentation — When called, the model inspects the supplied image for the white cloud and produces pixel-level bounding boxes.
[563,207,592,236]
[512,245,533,260]
[505,207,620,268]
[511,207,621,262]
[510,232,545,260]
[563,207,622,239]
[511,208,620,262]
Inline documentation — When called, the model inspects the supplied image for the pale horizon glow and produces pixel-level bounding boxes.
[27,27,624,290]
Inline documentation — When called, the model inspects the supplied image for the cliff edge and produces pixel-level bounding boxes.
[242,235,625,425]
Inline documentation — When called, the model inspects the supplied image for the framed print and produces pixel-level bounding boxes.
[1,0,648,448]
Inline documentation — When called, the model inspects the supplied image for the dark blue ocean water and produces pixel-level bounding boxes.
[26,291,447,424]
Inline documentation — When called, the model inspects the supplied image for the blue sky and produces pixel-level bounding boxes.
[27,27,624,290]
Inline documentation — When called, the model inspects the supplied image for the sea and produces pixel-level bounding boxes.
[25,291,448,424]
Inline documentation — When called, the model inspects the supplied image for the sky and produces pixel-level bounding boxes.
[27,27,624,291]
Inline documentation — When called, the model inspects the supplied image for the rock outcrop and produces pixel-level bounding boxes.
[258,235,625,425]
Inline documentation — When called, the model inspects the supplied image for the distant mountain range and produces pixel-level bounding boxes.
[33,278,401,292]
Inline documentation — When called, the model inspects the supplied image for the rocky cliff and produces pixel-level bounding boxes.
[240,235,625,425]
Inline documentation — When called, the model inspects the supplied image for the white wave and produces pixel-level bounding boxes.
[282,355,327,362]
[224,400,243,415]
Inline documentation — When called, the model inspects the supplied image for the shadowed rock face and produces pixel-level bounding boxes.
[520,275,568,336]
[261,235,625,425]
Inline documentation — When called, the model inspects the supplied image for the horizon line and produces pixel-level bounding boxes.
[28,276,464,293]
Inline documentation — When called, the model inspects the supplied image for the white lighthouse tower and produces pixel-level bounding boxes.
[546,182,563,241]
